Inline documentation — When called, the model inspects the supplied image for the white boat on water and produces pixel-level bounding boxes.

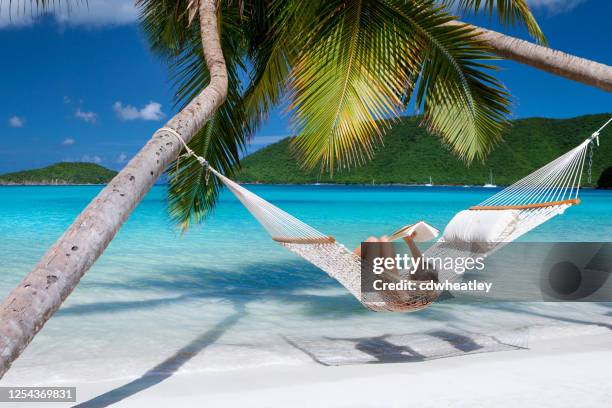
[483,170,497,188]
[425,176,433,187]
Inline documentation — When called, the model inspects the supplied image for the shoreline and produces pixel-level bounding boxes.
[0,183,108,186]
[0,182,606,189]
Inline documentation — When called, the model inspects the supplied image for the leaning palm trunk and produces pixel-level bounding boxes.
[0,0,227,378]
[454,22,612,92]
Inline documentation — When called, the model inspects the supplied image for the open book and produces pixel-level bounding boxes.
[388,221,440,242]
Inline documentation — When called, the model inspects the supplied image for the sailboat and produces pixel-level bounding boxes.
[483,170,497,188]
[425,176,433,187]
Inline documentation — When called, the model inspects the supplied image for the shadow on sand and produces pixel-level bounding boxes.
[64,261,611,405]
[64,260,458,406]
[73,302,246,408]
[57,260,462,321]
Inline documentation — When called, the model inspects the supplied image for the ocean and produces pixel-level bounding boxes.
[1,185,611,384]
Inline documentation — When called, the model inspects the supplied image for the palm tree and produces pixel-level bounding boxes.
[0,0,229,376]
[454,21,612,91]
[0,0,610,377]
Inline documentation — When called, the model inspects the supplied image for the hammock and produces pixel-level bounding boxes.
[162,118,610,312]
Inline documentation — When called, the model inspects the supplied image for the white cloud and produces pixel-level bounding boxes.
[526,0,586,13]
[54,0,138,26]
[8,116,24,128]
[81,155,102,164]
[63,96,71,104]
[116,153,128,164]
[62,138,75,146]
[445,0,585,15]
[139,102,165,120]
[75,109,97,123]
[0,0,583,29]
[113,101,165,121]
[0,1,138,29]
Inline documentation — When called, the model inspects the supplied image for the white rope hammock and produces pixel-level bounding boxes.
[160,117,610,312]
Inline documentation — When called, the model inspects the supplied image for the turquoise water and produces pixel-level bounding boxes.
[1,185,611,383]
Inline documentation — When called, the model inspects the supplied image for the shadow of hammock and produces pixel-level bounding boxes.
[282,328,528,366]
[72,302,246,408]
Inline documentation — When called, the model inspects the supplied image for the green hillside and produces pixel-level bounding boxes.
[238,113,612,187]
[0,162,117,185]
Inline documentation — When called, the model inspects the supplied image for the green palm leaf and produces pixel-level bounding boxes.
[286,0,511,171]
[287,0,418,172]
[391,1,511,161]
[241,1,293,124]
[135,0,534,228]
[442,0,546,45]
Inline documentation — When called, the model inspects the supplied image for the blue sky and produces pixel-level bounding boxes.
[0,0,610,174]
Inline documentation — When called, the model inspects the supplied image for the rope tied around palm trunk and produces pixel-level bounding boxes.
[158,127,212,184]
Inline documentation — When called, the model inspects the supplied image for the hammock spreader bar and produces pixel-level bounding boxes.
[272,236,336,244]
[470,198,580,211]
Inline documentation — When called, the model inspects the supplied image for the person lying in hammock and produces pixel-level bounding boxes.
[354,233,437,282]
[354,233,439,311]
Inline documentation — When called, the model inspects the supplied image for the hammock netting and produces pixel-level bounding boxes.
[429,137,592,286]
[164,119,608,312]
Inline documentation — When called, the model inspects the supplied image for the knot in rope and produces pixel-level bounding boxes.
[157,127,209,168]
[590,131,600,146]
[590,116,612,146]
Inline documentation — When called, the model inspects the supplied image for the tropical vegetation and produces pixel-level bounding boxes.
[0,162,117,185]
[153,0,540,229]
[239,114,612,186]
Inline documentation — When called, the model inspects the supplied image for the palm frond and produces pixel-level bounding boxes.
[285,0,510,171]
[286,0,417,173]
[137,0,194,58]
[390,1,511,161]
[240,0,296,128]
[166,103,248,231]
[442,0,546,45]
[1,0,84,20]
[138,0,516,227]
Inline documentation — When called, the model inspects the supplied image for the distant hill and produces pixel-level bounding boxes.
[0,162,117,185]
[238,113,612,186]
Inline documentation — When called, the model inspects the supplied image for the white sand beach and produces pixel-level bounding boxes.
[2,313,609,408]
[45,330,612,407]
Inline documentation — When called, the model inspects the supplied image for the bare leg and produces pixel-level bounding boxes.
[402,233,422,259]
[354,236,399,280]
[354,236,378,257]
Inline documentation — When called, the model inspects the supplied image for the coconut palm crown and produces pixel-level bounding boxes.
[136,0,544,230]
